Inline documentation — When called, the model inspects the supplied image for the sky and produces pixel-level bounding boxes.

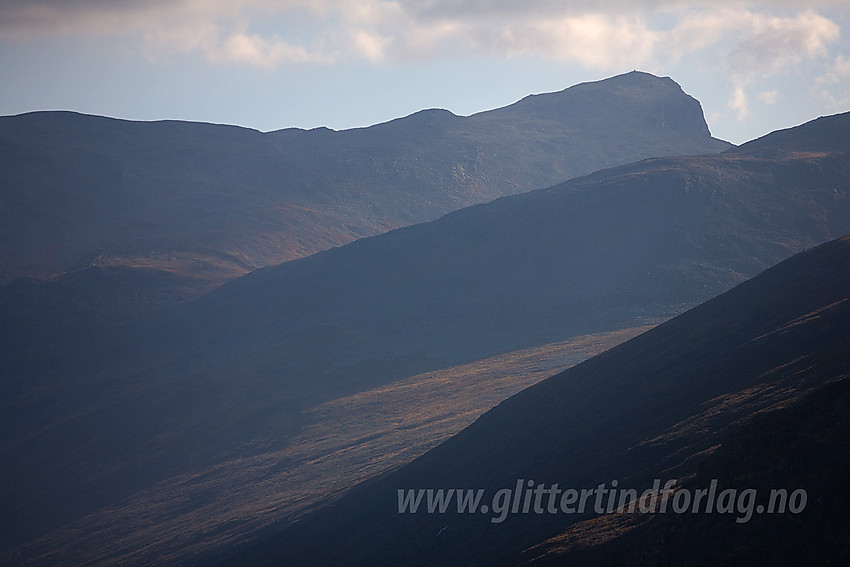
[1,1,849,145]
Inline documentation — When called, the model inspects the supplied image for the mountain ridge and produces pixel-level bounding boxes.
[1,110,847,564]
[0,71,729,288]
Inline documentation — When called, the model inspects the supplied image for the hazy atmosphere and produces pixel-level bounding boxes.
[3,2,850,566]
[2,0,849,143]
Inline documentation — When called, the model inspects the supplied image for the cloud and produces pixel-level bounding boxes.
[346,29,391,61]
[398,0,848,22]
[663,8,838,125]
[218,32,315,66]
[758,90,779,104]
[720,10,839,83]
[728,85,750,121]
[0,0,843,76]
[472,13,659,68]
[0,1,328,64]
[0,1,231,38]
[812,55,850,110]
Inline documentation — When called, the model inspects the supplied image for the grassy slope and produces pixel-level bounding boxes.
[239,235,850,566]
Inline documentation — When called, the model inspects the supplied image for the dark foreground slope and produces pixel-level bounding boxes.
[0,71,728,287]
[525,375,850,566]
[0,114,847,564]
[233,235,850,566]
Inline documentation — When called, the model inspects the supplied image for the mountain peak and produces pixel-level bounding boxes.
[379,107,459,128]
[602,69,674,84]
[486,70,720,142]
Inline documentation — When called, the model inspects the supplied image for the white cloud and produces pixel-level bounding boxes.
[812,55,850,110]
[483,14,660,68]
[728,85,750,121]
[662,8,838,126]
[346,29,391,62]
[218,32,314,66]
[758,90,779,104]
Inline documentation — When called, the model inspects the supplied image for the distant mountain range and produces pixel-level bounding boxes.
[233,233,850,566]
[1,77,849,566]
[0,71,728,291]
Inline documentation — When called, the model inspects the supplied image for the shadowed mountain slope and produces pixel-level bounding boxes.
[233,233,850,566]
[0,71,728,289]
[733,110,850,157]
[525,375,850,566]
[1,112,847,564]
